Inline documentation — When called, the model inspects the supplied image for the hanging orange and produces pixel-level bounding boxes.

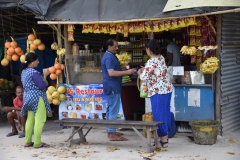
[50,73,57,80]
[28,40,33,44]
[30,44,38,50]
[38,43,45,50]
[28,34,36,41]
[10,41,18,48]
[48,66,56,74]
[5,42,11,48]
[7,47,15,55]
[55,69,62,76]
[60,64,65,70]
[12,54,19,61]
[15,47,22,55]
[18,50,24,56]
[54,63,61,70]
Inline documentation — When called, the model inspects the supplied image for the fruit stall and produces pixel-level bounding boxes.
[36,14,219,121]
[57,15,217,122]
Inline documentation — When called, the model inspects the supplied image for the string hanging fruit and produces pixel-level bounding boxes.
[48,58,65,80]
[56,48,66,57]
[1,47,9,66]
[51,29,58,50]
[46,84,66,105]
[3,37,24,64]
[27,28,45,51]
[51,42,58,50]
[116,52,131,66]
[180,46,197,55]
[200,57,219,74]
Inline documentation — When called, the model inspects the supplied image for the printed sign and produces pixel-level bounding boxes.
[188,88,200,107]
[58,84,125,120]
[173,66,184,75]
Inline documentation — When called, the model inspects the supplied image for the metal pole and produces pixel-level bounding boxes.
[215,14,222,135]
[64,24,72,84]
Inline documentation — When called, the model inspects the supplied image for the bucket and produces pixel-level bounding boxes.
[189,120,219,145]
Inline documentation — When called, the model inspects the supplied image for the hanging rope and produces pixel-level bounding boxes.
[25,11,29,36]
[10,9,14,37]
[1,11,5,40]
[53,29,56,42]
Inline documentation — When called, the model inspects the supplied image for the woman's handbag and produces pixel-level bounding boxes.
[137,76,148,98]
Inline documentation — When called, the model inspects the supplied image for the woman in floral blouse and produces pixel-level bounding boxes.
[138,39,173,148]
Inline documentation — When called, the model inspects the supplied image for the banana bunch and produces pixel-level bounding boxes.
[51,42,58,50]
[116,52,131,66]
[180,46,197,55]
[57,48,66,56]
[122,75,131,84]
[200,57,219,74]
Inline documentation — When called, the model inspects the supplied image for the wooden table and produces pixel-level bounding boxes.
[55,118,164,153]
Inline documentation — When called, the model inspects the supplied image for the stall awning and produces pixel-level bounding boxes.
[37,0,240,24]
[163,0,240,12]
[0,0,239,24]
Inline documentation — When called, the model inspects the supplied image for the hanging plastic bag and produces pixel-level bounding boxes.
[137,76,148,98]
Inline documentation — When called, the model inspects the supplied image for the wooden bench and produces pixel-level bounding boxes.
[54,118,164,152]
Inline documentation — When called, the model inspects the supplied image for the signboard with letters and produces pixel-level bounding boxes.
[58,84,125,120]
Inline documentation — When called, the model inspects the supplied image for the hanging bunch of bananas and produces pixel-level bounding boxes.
[200,57,219,74]
[56,48,66,57]
[116,52,131,66]
[51,42,58,50]
[180,46,197,55]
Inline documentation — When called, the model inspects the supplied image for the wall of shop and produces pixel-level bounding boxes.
[220,12,240,134]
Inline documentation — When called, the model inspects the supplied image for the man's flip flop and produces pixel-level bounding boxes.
[6,132,18,137]
[109,136,128,141]
[34,143,50,148]
[18,134,25,138]
[24,142,34,147]
[115,132,124,136]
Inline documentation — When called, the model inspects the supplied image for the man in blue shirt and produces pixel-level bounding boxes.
[101,39,136,141]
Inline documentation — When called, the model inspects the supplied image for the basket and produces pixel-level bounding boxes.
[189,120,219,145]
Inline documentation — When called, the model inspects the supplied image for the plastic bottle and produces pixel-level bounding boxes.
[72,43,79,55]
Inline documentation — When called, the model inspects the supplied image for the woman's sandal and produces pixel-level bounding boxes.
[34,143,50,148]
[160,140,168,148]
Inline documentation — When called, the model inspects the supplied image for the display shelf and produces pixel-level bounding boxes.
[118,48,145,51]
[119,47,167,51]
[129,62,145,65]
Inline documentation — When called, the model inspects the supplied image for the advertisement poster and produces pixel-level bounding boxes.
[59,84,125,120]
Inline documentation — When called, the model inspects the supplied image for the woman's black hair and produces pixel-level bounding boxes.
[21,52,38,72]
[146,39,161,55]
[106,39,116,48]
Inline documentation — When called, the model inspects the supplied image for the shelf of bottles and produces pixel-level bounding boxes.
[118,36,149,64]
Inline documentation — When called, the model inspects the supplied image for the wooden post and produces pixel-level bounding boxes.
[64,24,72,84]
[56,24,63,84]
[41,51,46,68]
[215,14,222,135]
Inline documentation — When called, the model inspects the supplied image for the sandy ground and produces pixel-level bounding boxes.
[0,116,240,160]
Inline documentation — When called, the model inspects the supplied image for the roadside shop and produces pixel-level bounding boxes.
[1,0,240,135]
